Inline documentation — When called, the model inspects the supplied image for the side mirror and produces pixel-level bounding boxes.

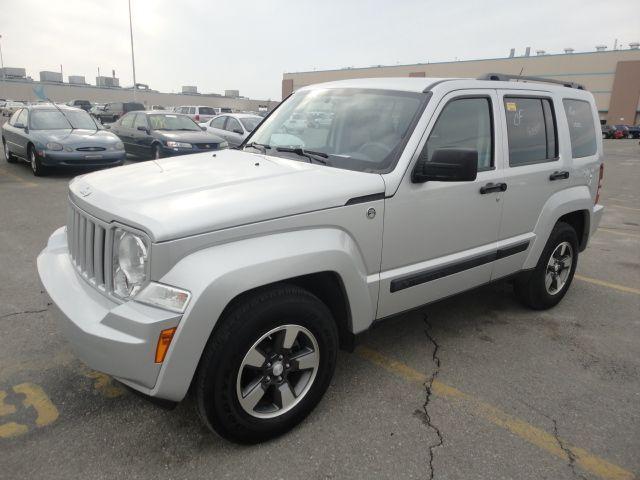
[137,125,149,133]
[201,126,207,131]
[103,124,111,129]
[233,128,243,135]
[412,148,478,183]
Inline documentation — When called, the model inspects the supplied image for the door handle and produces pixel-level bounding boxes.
[480,182,507,194]
[549,170,570,181]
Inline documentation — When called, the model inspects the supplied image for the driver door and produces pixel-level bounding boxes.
[377,90,506,318]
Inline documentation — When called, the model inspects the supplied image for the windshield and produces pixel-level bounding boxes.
[239,117,261,132]
[246,88,426,173]
[30,109,97,130]
[148,114,201,131]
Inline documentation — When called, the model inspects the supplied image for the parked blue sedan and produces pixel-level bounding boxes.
[1,104,126,176]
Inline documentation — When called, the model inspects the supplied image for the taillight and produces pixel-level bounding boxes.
[595,163,604,204]
[195,114,200,121]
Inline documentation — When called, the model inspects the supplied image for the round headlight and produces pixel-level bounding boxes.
[112,228,148,298]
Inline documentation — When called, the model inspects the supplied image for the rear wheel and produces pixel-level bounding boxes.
[29,145,48,176]
[196,284,338,443]
[3,139,17,163]
[514,222,578,310]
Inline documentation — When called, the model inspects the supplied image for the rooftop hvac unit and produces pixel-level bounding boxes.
[595,45,607,52]
[39,71,63,83]
[536,50,546,56]
[630,42,640,50]
[564,48,575,54]
[68,75,86,85]
[508,48,515,58]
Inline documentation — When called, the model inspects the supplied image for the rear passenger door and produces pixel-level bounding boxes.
[115,113,136,154]
[207,116,228,138]
[492,91,567,279]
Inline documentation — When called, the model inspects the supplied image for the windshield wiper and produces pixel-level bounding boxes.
[276,147,329,165]
[244,142,271,154]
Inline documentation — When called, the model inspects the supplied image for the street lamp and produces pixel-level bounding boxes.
[0,34,5,80]
[128,0,137,100]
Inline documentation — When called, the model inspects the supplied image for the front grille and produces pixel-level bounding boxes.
[194,143,219,150]
[76,146,106,152]
[67,203,110,290]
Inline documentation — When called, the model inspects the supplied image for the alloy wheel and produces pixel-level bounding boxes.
[545,241,573,295]
[236,324,320,419]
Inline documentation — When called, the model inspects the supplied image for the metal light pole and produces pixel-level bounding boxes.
[0,34,5,80]
[128,0,137,100]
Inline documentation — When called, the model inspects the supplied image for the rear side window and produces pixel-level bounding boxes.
[120,113,134,128]
[563,99,597,157]
[188,107,195,114]
[199,107,215,115]
[423,97,493,170]
[504,97,557,166]
[210,116,226,129]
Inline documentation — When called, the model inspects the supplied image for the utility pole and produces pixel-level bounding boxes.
[128,0,137,100]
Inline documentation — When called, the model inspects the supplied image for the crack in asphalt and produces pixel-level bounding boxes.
[422,314,444,480]
[0,307,49,320]
[552,419,588,480]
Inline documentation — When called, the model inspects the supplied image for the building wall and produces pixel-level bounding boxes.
[283,49,640,124]
[0,80,279,112]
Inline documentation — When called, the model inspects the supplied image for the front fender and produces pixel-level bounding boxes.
[524,186,593,269]
[149,228,376,401]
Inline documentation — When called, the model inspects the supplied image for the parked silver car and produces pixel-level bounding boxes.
[201,113,262,147]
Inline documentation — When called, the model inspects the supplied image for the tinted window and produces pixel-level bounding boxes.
[210,116,226,129]
[16,109,28,126]
[133,113,148,129]
[126,103,145,112]
[188,107,195,114]
[423,97,493,170]
[563,99,597,157]
[120,113,135,128]
[199,107,215,115]
[112,103,123,111]
[504,97,557,166]
[226,117,242,133]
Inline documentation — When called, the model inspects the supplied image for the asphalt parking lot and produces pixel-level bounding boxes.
[1,122,638,479]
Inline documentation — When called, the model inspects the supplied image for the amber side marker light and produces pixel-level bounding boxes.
[155,327,177,363]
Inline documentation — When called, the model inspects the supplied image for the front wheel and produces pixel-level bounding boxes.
[514,222,578,310]
[29,146,48,176]
[152,144,162,160]
[195,285,338,443]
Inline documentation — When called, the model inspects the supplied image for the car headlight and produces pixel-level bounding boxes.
[112,228,149,299]
[218,141,229,149]
[135,282,191,313]
[111,141,124,150]
[166,141,192,148]
[46,142,63,151]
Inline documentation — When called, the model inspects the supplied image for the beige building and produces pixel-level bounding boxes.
[0,80,279,112]
[283,49,640,125]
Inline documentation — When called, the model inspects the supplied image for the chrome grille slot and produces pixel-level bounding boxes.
[67,201,109,290]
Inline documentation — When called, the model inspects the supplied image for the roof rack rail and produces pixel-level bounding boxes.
[478,73,585,90]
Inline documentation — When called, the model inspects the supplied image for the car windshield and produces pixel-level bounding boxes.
[148,114,201,131]
[240,117,261,132]
[30,109,97,130]
[246,88,426,173]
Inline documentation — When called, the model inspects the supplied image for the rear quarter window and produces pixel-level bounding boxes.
[563,99,597,158]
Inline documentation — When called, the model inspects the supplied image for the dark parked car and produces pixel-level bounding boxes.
[106,111,228,159]
[601,124,615,139]
[96,102,145,123]
[66,99,92,111]
[1,105,125,176]
[626,125,640,139]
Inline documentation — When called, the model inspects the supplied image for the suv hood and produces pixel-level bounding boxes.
[69,149,385,242]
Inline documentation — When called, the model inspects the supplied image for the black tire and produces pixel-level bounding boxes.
[152,144,162,160]
[2,139,17,163]
[28,145,48,176]
[195,284,338,444]
[514,222,578,310]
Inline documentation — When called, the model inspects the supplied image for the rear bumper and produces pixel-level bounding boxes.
[590,204,604,239]
[42,150,125,167]
[37,227,181,394]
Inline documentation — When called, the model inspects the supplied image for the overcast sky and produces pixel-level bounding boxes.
[1,0,638,100]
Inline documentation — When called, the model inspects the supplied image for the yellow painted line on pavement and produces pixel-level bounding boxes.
[597,228,640,239]
[606,204,640,213]
[575,274,640,295]
[12,383,59,427]
[0,168,37,187]
[356,346,635,480]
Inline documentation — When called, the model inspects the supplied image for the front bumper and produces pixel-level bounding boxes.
[37,227,181,393]
[41,150,125,167]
